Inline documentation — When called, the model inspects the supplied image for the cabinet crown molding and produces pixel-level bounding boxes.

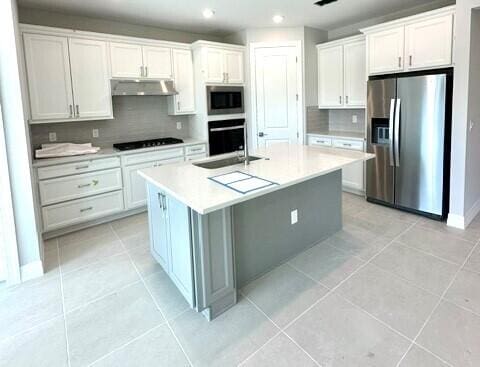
[316,34,365,49]
[191,40,245,51]
[19,23,192,50]
[360,5,455,34]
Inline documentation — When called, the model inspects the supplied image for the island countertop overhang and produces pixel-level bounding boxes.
[138,143,375,215]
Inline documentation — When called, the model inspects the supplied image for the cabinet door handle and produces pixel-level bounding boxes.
[161,194,167,212]
[346,96,349,105]
[80,206,93,213]
[226,72,229,83]
[409,55,412,66]
[140,66,144,77]
[145,66,148,77]
[339,96,342,105]
[75,105,80,117]
[398,56,402,68]
[77,183,91,188]
[69,104,73,117]
[177,101,181,111]
[75,165,89,170]
[158,193,163,210]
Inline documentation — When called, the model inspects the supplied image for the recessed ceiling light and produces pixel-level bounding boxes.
[273,15,284,24]
[203,8,215,19]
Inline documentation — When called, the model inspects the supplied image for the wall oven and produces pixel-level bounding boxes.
[207,86,244,115]
[208,119,245,156]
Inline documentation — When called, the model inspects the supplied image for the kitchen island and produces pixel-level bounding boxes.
[139,143,374,320]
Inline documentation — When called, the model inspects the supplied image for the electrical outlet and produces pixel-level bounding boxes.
[291,209,298,225]
[92,129,99,138]
[352,115,358,124]
[176,122,182,130]
[48,132,57,142]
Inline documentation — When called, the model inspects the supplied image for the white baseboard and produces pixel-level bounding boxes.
[20,260,44,282]
[447,196,480,230]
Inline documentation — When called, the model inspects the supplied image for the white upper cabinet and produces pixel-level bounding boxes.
[110,42,143,78]
[318,45,343,107]
[224,50,244,84]
[362,6,455,75]
[204,48,225,83]
[405,14,453,70]
[68,38,112,119]
[23,33,74,121]
[142,46,172,79]
[194,43,245,84]
[367,27,404,75]
[169,49,195,115]
[344,41,367,107]
[23,33,112,123]
[317,36,366,109]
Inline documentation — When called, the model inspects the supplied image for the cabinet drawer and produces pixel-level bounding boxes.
[332,139,364,151]
[39,168,122,206]
[42,190,124,231]
[308,136,332,147]
[185,144,206,155]
[37,157,120,180]
[185,153,207,162]
[122,148,184,166]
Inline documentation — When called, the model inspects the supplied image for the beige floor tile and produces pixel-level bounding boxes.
[170,296,278,367]
[111,213,148,240]
[372,242,458,295]
[398,225,475,264]
[289,241,365,289]
[91,324,188,367]
[62,253,140,312]
[417,217,480,243]
[242,264,328,328]
[398,345,449,367]
[128,245,163,277]
[241,333,317,367]
[285,293,410,367]
[346,214,413,239]
[337,264,439,338]
[444,269,480,315]
[66,282,164,367]
[57,223,117,247]
[0,317,67,367]
[0,277,63,340]
[464,247,480,273]
[417,300,480,367]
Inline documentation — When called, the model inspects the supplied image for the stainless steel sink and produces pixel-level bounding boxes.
[193,156,262,169]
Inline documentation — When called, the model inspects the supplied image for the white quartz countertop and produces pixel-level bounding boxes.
[139,143,375,215]
[32,139,207,167]
[307,131,366,141]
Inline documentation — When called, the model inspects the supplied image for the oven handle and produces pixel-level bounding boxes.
[209,125,245,132]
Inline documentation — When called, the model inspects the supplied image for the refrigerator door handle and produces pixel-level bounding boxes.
[394,99,401,167]
[389,99,395,166]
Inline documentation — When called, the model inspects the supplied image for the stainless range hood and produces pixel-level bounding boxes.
[111,79,178,96]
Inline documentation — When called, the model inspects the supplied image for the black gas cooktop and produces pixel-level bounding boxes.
[113,137,184,151]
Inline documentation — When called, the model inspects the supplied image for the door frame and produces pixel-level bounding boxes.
[0,103,21,285]
[249,41,304,148]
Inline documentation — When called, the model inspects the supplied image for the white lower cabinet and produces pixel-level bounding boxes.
[123,156,184,210]
[308,135,365,193]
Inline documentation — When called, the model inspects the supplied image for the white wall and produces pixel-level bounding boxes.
[0,0,42,277]
[327,0,455,40]
[18,6,224,43]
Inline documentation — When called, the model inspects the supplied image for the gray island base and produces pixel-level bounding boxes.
[146,170,342,320]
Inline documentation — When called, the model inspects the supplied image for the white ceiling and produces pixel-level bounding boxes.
[17,0,449,36]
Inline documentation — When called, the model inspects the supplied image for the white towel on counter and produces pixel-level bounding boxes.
[35,143,100,158]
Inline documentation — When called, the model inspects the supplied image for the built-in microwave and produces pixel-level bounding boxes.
[207,86,244,115]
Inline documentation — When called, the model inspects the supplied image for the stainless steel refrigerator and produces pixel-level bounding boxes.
[366,70,452,219]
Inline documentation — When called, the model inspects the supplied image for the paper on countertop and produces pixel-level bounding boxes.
[35,142,100,159]
[227,177,276,193]
[210,171,252,185]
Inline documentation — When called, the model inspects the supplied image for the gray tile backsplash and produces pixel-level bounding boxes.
[306,106,365,134]
[30,96,191,149]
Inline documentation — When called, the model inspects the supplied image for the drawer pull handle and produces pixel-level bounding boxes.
[77,183,91,188]
[75,165,89,170]
[80,207,93,213]
[343,143,352,147]
[316,140,325,144]
[190,148,203,152]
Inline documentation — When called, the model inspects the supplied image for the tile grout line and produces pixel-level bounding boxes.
[395,238,480,367]
[56,238,72,367]
[237,290,321,367]
[238,216,419,367]
[109,223,194,367]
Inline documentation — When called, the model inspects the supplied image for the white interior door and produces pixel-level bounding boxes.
[254,46,300,147]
